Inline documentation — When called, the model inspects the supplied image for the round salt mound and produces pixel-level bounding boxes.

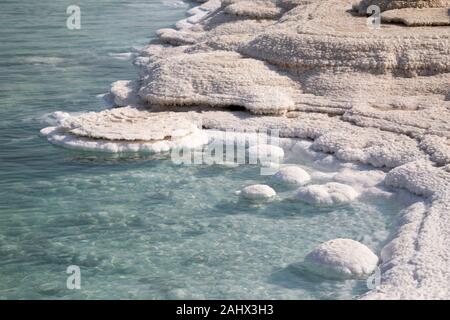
[273,166,311,186]
[293,182,359,205]
[304,239,379,279]
[238,184,276,200]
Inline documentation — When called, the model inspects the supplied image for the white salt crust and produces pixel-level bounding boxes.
[41,0,450,299]
[237,184,277,200]
[304,238,379,279]
[293,182,360,205]
[273,166,311,186]
[40,110,208,153]
[247,144,285,165]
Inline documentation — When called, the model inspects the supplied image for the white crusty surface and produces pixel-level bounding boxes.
[40,108,208,153]
[381,8,450,26]
[247,144,285,164]
[109,80,142,107]
[238,184,277,200]
[41,0,450,299]
[356,0,450,13]
[50,107,199,141]
[273,166,311,186]
[138,51,303,115]
[293,182,360,205]
[304,239,379,279]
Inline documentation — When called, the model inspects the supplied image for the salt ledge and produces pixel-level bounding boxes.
[41,0,450,299]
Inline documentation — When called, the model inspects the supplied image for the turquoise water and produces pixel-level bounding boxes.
[0,0,402,299]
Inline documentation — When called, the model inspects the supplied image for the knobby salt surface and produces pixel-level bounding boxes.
[41,0,450,299]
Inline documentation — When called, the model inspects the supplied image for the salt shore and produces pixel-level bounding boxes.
[41,0,450,299]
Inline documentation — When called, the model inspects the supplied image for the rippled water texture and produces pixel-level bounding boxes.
[0,0,403,299]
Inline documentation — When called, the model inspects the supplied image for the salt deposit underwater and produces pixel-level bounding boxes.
[3,127,415,299]
[6,0,450,299]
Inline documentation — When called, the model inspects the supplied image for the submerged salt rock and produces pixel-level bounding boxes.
[273,166,311,185]
[304,239,379,279]
[238,184,276,200]
[333,168,386,188]
[293,182,359,205]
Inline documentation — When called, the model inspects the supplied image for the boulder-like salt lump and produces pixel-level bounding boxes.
[238,184,276,200]
[293,182,359,205]
[304,239,379,279]
[247,144,284,165]
[273,166,311,186]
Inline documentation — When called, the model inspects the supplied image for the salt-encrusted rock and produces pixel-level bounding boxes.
[50,107,198,141]
[110,80,141,107]
[138,51,301,115]
[333,168,386,188]
[222,0,284,19]
[384,160,449,197]
[355,0,450,14]
[247,144,285,164]
[40,108,208,153]
[273,166,311,185]
[140,0,449,118]
[293,182,359,205]
[238,184,276,200]
[40,126,207,153]
[304,239,379,279]
[419,135,450,166]
[312,127,426,168]
[382,8,450,26]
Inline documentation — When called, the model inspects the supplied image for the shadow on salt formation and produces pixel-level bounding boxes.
[268,263,368,299]
[212,192,357,220]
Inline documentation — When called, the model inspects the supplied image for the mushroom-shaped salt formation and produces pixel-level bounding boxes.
[40,107,208,153]
[293,182,359,205]
[273,166,311,186]
[304,239,379,279]
[237,184,276,200]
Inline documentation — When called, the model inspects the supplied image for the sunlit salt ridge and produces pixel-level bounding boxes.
[37,0,450,299]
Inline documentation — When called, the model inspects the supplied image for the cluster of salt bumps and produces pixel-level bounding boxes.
[239,163,375,280]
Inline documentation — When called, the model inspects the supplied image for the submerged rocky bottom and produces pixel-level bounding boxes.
[0,138,408,299]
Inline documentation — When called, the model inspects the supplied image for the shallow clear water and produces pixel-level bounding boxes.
[0,0,402,299]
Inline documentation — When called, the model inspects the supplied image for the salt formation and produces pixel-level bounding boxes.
[293,182,360,205]
[304,239,379,279]
[42,0,450,299]
[138,51,302,115]
[333,169,386,188]
[356,0,450,13]
[40,108,207,153]
[273,166,311,185]
[247,144,285,164]
[110,80,141,107]
[238,184,277,200]
[381,7,450,26]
